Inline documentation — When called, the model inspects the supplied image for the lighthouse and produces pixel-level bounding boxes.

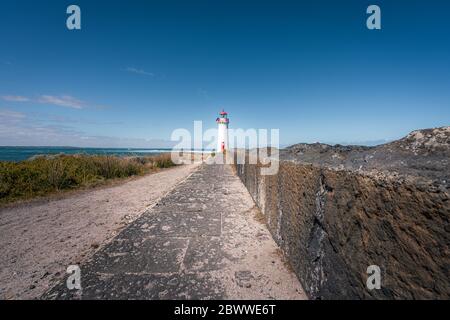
[216,109,229,153]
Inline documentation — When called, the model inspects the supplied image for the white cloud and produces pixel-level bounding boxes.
[126,67,154,76]
[2,94,86,109]
[0,109,175,148]
[1,95,30,102]
[38,95,85,109]
[0,109,26,121]
[2,94,109,110]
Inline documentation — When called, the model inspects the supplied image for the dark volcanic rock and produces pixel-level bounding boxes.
[282,126,450,187]
[235,127,450,299]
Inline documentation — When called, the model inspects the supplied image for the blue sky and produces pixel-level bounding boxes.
[0,0,449,147]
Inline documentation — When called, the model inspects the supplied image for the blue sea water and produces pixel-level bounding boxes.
[0,147,173,162]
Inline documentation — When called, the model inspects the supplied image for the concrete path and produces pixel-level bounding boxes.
[1,163,199,300]
[43,164,306,300]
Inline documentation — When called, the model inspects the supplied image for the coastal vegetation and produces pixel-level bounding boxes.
[0,154,175,205]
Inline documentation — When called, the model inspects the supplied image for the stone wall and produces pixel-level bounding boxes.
[234,157,449,299]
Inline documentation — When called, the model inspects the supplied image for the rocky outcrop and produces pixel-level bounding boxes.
[235,127,450,299]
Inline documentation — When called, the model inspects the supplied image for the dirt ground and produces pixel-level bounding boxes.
[0,163,200,300]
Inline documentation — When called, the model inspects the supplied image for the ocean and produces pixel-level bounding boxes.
[0,147,174,162]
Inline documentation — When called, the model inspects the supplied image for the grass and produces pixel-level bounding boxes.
[0,153,176,205]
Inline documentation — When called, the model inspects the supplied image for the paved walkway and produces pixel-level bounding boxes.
[43,164,306,299]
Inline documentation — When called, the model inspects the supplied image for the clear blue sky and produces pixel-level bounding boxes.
[1,0,449,147]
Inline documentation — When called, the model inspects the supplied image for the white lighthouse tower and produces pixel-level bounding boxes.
[216,109,229,153]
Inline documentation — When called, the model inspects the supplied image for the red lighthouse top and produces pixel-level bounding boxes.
[216,109,229,124]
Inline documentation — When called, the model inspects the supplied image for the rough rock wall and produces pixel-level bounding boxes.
[235,158,449,299]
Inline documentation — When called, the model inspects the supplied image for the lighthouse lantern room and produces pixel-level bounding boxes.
[216,110,229,153]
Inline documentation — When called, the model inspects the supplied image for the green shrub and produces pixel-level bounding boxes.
[0,153,176,205]
[151,154,176,168]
